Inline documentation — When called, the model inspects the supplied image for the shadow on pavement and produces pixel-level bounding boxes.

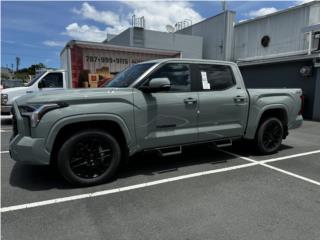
[225,140,293,158]
[9,144,237,191]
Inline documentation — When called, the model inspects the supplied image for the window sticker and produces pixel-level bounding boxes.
[201,71,210,89]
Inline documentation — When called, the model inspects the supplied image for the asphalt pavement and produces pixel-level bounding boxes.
[1,117,320,240]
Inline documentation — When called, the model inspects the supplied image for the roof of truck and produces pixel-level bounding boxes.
[140,58,237,67]
[61,40,181,57]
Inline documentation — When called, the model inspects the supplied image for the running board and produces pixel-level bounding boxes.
[213,139,233,148]
[158,146,182,157]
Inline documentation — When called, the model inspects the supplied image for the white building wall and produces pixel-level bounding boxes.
[234,2,320,61]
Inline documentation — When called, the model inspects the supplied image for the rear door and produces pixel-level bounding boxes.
[133,62,199,149]
[195,64,249,141]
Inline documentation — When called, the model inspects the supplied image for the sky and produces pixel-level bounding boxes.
[1,0,312,69]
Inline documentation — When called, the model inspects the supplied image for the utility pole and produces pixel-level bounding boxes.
[16,57,20,72]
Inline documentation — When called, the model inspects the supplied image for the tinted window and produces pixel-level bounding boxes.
[107,63,155,88]
[148,63,191,92]
[41,73,63,88]
[198,64,235,91]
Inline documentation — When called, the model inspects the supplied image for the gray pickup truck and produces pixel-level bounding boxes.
[9,59,303,186]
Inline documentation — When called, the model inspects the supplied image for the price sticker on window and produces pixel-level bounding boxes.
[201,71,210,89]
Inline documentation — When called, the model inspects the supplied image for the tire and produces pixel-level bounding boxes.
[57,129,121,186]
[255,117,284,155]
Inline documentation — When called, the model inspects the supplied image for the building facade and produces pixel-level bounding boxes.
[106,1,320,120]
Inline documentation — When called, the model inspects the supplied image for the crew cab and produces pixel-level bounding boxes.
[9,59,303,186]
[1,69,67,115]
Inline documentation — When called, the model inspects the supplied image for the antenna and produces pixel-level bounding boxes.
[166,24,175,33]
[221,1,227,11]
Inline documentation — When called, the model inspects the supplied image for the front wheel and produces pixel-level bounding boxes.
[255,117,284,155]
[57,129,121,186]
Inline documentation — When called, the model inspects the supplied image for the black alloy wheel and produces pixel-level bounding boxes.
[70,136,113,179]
[57,129,121,186]
[256,118,284,154]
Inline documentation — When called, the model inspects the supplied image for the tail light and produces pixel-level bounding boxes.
[299,95,304,115]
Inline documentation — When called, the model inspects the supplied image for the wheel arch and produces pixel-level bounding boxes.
[46,114,133,164]
[245,104,288,139]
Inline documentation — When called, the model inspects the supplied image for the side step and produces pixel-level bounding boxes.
[158,146,182,157]
[213,139,233,148]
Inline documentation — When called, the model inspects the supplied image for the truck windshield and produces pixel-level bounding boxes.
[107,63,155,88]
[25,71,46,87]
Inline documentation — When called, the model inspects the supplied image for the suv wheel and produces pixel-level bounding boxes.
[57,129,121,186]
[255,117,284,155]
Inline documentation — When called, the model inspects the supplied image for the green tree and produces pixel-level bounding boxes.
[16,63,46,76]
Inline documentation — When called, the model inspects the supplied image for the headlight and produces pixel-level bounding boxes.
[1,94,8,105]
[19,102,68,127]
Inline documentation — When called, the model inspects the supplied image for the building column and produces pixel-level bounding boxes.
[313,63,320,120]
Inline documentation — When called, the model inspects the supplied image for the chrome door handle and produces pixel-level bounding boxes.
[184,97,197,104]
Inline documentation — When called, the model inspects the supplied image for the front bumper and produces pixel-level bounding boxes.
[9,103,51,165]
[9,136,51,165]
[1,104,12,115]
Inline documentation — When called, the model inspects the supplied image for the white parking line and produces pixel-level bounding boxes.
[1,148,320,213]
[0,162,257,213]
[262,150,320,163]
[219,149,320,186]
[1,151,9,154]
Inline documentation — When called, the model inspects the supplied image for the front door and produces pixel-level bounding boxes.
[38,72,64,91]
[133,63,199,150]
[195,64,249,141]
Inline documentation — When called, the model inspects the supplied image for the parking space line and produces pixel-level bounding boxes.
[219,149,320,187]
[0,162,257,213]
[262,150,320,164]
[258,162,320,186]
[1,151,9,154]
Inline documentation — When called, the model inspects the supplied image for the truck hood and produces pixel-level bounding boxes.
[1,87,29,105]
[14,88,134,106]
[1,86,27,94]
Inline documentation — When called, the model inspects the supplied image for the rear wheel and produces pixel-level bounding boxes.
[255,117,284,155]
[57,129,121,186]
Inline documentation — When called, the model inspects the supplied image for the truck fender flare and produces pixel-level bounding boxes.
[45,113,132,152]
[245,104,289,139]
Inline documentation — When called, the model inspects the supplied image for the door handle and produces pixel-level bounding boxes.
[234,96,245,103]
[184,97,197,105]
[26,91,33,94]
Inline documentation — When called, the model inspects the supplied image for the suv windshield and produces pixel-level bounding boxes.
[25,71,46,87]
[107,63,155,88]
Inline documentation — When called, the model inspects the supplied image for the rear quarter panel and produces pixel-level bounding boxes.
[245,88,302,139]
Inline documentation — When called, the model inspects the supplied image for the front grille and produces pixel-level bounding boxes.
[12,108,18,138]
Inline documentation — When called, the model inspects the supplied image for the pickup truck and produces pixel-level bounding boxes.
[1,69,68,115]
[9,59,303,186]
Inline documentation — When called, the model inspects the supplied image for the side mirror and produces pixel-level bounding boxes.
[38,81,44,89]
[140,78,171,93]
